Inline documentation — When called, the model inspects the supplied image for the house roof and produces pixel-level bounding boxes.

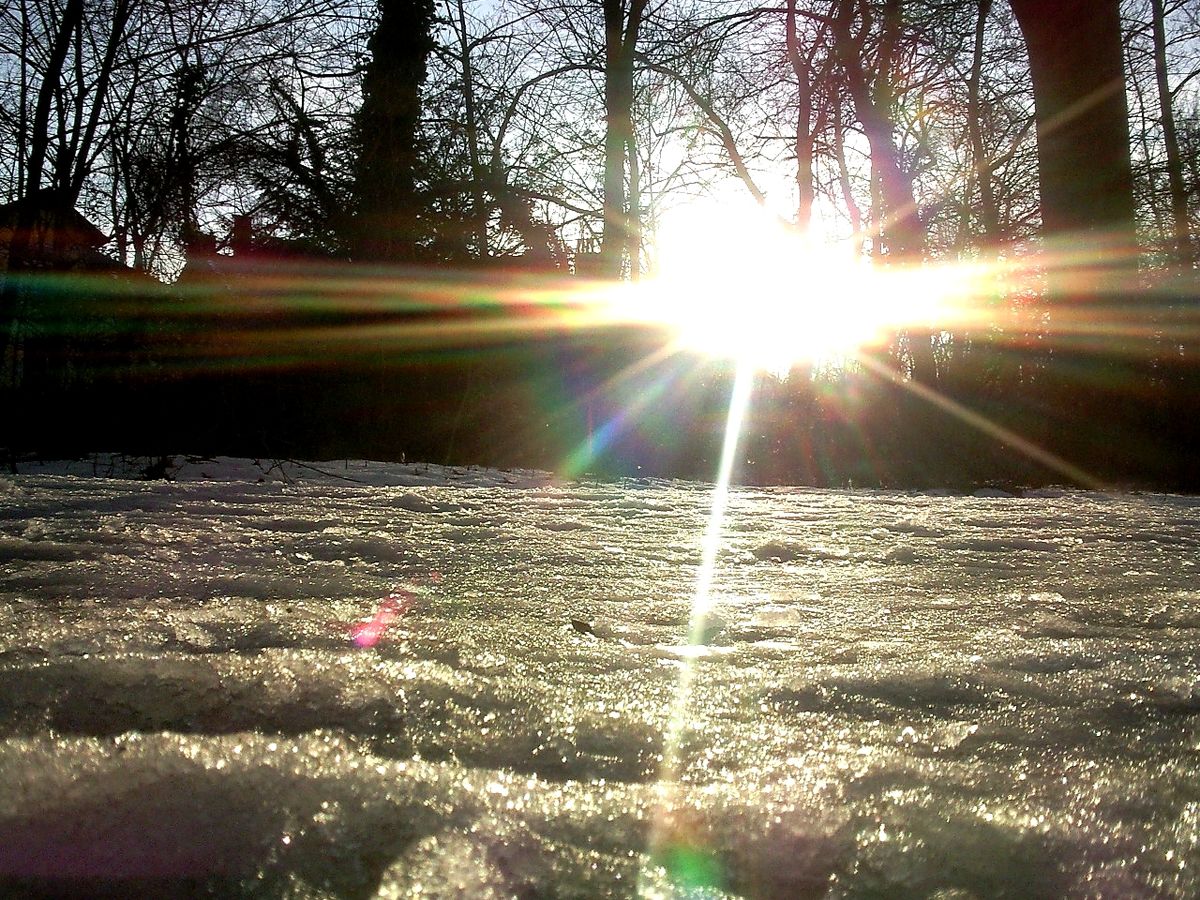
[0,188,108,248]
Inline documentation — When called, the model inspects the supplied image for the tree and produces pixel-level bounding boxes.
[0,0,366,276]
[1126,0,1199,268]
[829,0,937,382]
[352,0,438,262]
[4,0,85,273]
[421,0,577,266]
[785,0,827,232]
[242,79,355,258]
[1149,0,1193,267]
[597,0,648,278]
[1008,0,1136,244]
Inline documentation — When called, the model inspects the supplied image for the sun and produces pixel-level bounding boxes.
[639,197,979,373]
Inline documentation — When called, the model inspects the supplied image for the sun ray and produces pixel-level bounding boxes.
[853,351,1104,489]
[639,360,755,894]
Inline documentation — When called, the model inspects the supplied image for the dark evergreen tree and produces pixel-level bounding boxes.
[352,0,438,263]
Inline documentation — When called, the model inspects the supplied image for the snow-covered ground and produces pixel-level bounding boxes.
[1,456,1197,897]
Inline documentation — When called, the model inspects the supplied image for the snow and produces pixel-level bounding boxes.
[1,455,1198,896]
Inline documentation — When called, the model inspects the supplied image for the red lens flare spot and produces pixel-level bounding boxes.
[350,587,417,647]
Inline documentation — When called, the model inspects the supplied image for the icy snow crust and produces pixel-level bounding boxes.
[1,457,1198,897]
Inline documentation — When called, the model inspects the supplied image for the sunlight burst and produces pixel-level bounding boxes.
[640,199,985,372]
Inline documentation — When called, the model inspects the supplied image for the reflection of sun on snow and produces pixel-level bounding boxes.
[637,199,979,374]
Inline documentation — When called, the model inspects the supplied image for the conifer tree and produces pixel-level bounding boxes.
[352,0,438,262]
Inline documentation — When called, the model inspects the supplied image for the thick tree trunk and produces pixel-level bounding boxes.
[353,0,436,263]
[601,0,629,278]
[1009,0,1140,479]
[1008,0,1135,243]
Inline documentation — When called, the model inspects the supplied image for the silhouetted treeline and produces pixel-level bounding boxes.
[5,262,1198,490]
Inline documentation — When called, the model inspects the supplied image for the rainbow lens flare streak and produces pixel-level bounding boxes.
[558,345,684,478]
[639,361,755,894]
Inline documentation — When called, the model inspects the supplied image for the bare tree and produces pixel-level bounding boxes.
[1127,0,1199,268]
[0,0,367,276]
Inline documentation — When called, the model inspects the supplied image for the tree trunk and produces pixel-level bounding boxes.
[600,0,629,279]
[832,0,923,261]
[69,0,135,200]
[786,0,816,232]
[15,0,30,196]
[1150,0,1193,268]
[832,0,934,383]
[454,0,489,259]
[831,93,863,242]
[1009,0,1140,478]
[12,0,85,249]
[353,0,436,263]
[599,0,646,280]
[1008,0,1135,243]
[967,0,999,248]
[627,131,641,280]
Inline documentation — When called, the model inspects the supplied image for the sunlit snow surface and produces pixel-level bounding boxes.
[1,456,1198,898]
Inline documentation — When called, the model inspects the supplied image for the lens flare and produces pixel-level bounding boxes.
[351,590,413,647]
[640,361,754,893]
